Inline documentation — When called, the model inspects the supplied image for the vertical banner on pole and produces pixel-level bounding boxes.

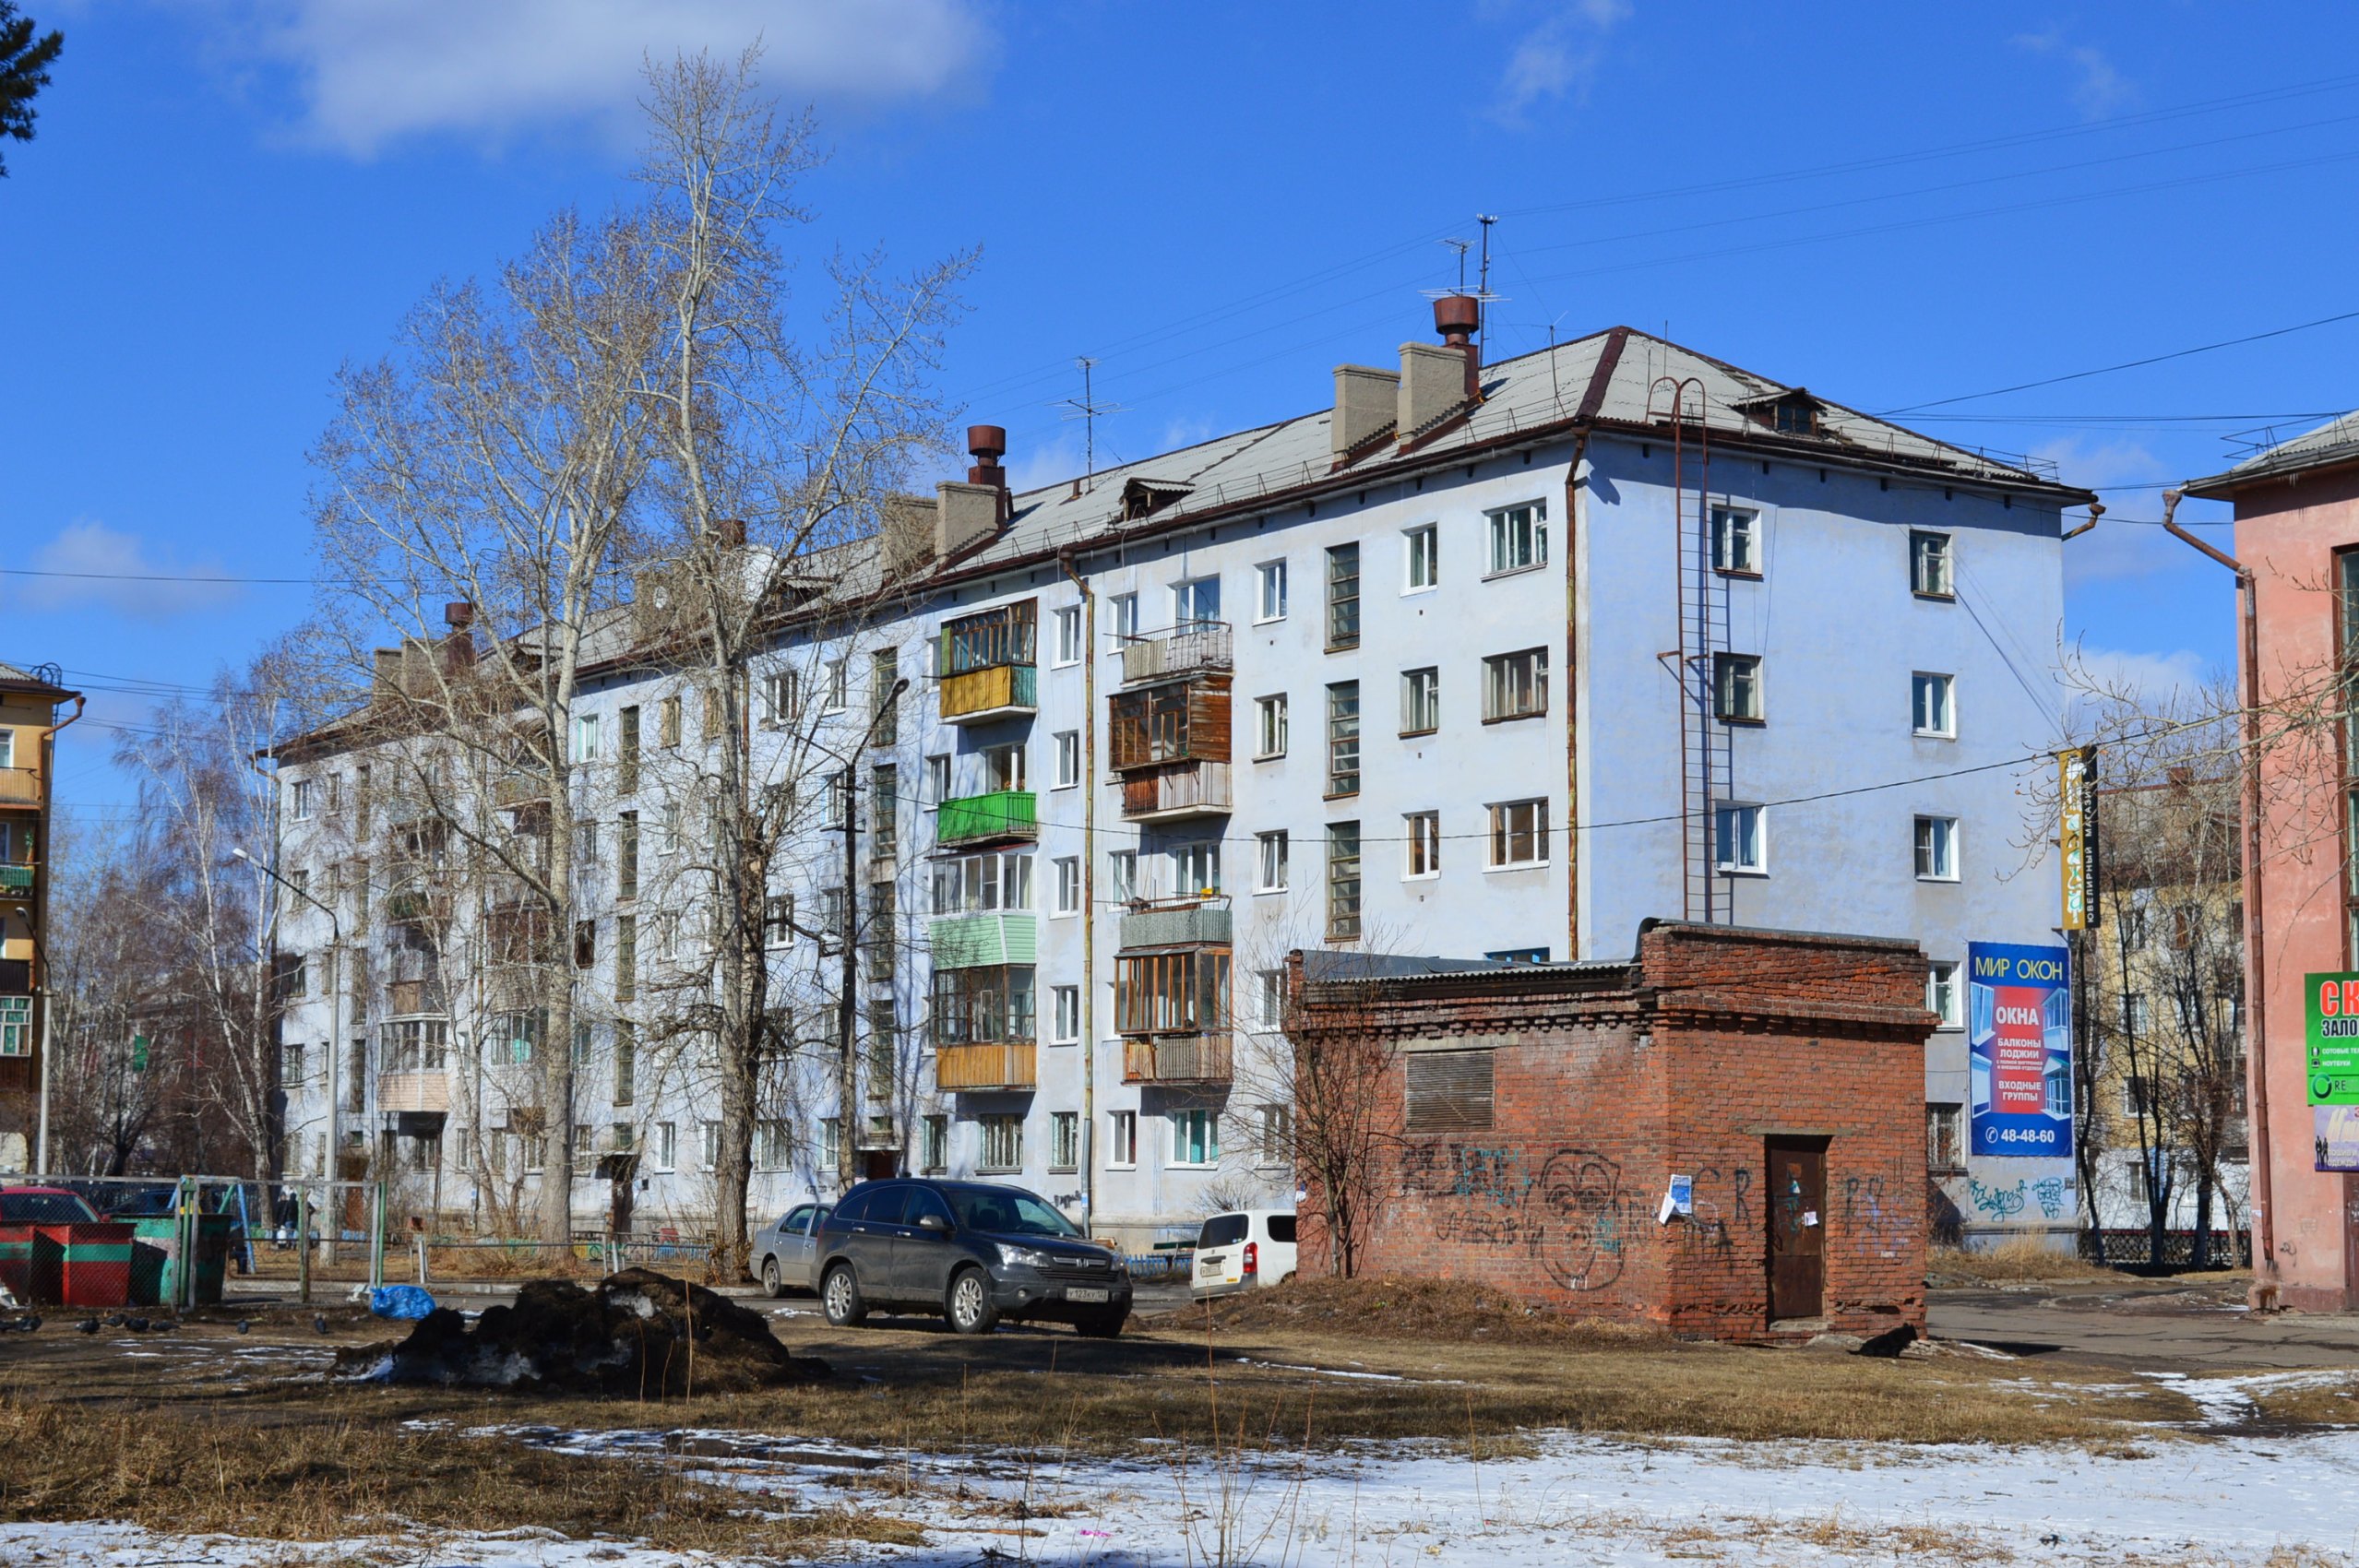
[1970,942,2075,1158]
[2058,747,2100,932]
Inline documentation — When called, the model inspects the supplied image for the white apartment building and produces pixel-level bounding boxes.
[270,301,2091,1252]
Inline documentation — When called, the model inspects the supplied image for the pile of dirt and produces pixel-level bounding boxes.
[335,1268,829,1395]
[1143,1276,1668,1347]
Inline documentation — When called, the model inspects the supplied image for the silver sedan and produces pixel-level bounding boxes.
[756,1202,832,1297]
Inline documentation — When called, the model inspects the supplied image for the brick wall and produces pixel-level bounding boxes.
[1289,922,1933,1340]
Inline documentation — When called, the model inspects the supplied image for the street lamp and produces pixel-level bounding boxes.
[233,846,345,1259]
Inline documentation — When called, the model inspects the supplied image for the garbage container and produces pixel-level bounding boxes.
[0,1223,33,1301]
[30,1222,135,1308]
[127,1215,232,1308]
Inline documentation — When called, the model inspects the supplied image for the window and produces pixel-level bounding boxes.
[1912,672,1955,737]
[1914,814,1960,881]
[1173,575,1221,626]
[1406,1049,1495,1132]
[1255,694,1289,759]
[1926,1104,1964,1173]
[760,670,802,727]
[573,921,596,968]
[1053,985,1080,1044]
[1054,604,1083,665]
[823,659,848,711]
[983,742,1027,793]
[1405,524,1438,590]
[617,707,640,792]
[1485,947,1549,964]
[291,778,315,821]
[1327,822,1362,940]
[698,1120,721,1171]
[1172,841,1221,897]
[613,1021,635,1105]
[871,764,899,855]
[819,886,846,946]
[1257,968,1285,1028]
[2121,995,2151,1036]
[1487,500,1547,574]
[616,811,638,901]
[659,695,683,748]
[1710,506,1759,575]
[661,798,681,853]
[282,1039,307,1085]
[1108,849,1138,905]
[825,769,850,828]
[614,913,636,1000]
[979,1113,1024,1171]
[931,849,1033,913]
[1326,543,1361,649]
[572,714,602,764]
[925,754,951,809]
[1256,560,1288,622]
[1107,1110,1138,1169]
[866,1000,899,1092]
[1257,830,1289,893]
[1713,654,1762,724]
[1050,1111,1080,1172]
[763,894,793,946]
[1400,667,1439,734]
[751,1120,788,1170]
[1054,730,1080,789]
[1488,799,1549,868]
[1911,529,1954,598]
[1482,647,1548,721]
[1927,960,1962,1028]
[1054,855,1081,916]
[870,647,900,744]
[1714,802,1765,874]
[1169,1109,1219,1167]
[817,1118,841,1171]
[1114,948,1231,1035]
[652,1122,676,1172]
[922,1114,949,1173]
[1257,1104,1293,1167]
[1326,681,1360,795]
[1406,811,1441,877]
[1109,592,1138,639]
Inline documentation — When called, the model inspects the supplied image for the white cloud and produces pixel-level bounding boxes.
[2028,434,2218,583]
[211,0,994,156]
[13,521,245,618]
[2012,30,2137,121]
[1486,0,1631,127]
[2067,643,2216,707]
[1005,430,1088,497]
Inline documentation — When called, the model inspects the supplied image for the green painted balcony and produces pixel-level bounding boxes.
[935,790,1039,849]
[0,864,33,895]
[929,910,1038,969]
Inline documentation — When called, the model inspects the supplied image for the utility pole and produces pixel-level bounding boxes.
[233,846,341,1261]
[836,677,909,1195]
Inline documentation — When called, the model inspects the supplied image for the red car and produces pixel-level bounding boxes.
[0,1187,101,1224]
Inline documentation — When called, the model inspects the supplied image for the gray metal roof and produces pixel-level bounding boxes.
[2185,408,2359,496]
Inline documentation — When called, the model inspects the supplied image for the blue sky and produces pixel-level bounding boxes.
[8,1,2358,819]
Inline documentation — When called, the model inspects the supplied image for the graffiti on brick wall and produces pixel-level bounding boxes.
[1678,1166,1746,1264]
[1400,1143,1642,1292]
[1841,1169,1918,1260]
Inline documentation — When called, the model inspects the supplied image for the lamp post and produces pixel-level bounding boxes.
[233,845,343,1261]
[828,678,909,1195]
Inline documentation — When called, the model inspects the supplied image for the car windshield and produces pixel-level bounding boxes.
[0,1192,98,1223]
[947,1187,1081,1239]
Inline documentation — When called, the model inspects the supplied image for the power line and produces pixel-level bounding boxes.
[0,565,322,585]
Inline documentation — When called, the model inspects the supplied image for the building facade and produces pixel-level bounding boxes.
[269,304,2085,1253]
[0,660,82,1172]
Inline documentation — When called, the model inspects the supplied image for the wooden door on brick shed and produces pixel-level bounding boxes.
[1767,1137,1827,1321]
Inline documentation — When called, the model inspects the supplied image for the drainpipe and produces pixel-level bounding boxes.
[2160,490,2275,1303]
[1057,550,1099,1236]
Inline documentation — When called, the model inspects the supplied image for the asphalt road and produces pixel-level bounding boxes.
[1930,1277,2359,1371]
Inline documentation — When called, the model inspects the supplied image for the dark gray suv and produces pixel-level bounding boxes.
[815,1178,1131,1336]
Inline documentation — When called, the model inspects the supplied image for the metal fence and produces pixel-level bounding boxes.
[2091,1228,2253,1271]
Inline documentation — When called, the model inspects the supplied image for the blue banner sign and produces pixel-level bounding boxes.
[1968,942,2073,1160]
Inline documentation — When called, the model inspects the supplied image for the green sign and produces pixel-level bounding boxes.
[129,1034,150,1073]
[2304,974,2359,1106]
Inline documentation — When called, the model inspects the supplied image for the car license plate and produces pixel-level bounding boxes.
[1198,1257,1219,1273]
[1066,1286,1111,1303]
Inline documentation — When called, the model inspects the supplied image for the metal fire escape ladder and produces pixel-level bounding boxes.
[1654,376,1722,924]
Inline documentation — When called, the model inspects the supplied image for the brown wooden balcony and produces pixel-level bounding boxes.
[1123,1034,1233,1086]
[1120,760,1233,823]
[935,1040,1037,1092]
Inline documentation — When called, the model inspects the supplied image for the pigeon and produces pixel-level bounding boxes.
[235,1319,250,1335]
[74,1319,98,1335]
[313,1314,330,1336]
[103,1313,125,1327]
[125,1316,150,1333]
[149,1318,175,1334]
[20,1315,37,1333]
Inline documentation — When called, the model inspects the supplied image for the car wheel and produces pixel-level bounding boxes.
[946,1267,999,1336]
[821,1264,867,1327]
[760,1256,783,1300]
[1075,1309,1126,1339]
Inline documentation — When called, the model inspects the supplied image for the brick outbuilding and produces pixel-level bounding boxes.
[1284,921,1934,1340]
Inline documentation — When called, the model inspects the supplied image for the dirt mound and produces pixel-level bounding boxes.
[1143,1276,1668,1347]
[335,1268,829,1395]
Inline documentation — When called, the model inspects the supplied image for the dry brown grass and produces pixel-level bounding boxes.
[2250,1375,2359,1429]
[1925,1240,2123,1287]
[1141,1275,1673,1348]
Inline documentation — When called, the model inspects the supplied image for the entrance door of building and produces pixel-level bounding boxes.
[862,1148,900,1182]
[1767,1137,1827,1322]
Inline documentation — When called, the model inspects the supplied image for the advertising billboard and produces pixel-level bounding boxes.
[1968,941,2073,1159]
[2304,972,2359,1171]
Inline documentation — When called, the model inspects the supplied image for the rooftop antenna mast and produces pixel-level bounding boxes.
[1425,218,1507,344]
[1055,356,1126,494]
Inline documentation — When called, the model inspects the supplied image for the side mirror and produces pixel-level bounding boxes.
[916,1213,951,1233]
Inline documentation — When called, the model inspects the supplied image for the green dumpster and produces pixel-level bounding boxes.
[128,1214,232,1307]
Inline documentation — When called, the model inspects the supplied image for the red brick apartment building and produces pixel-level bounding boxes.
[1286,921,1933,1340]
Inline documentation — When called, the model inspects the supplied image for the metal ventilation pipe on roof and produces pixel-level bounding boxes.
[968,423,1011,523]
[1435,294,1483,404]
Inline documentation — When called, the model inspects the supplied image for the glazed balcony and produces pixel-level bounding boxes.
[1120,760,1233,823]
[1109,677,1232,773]
[1120,621,1233,687]
[929,910,1038,969]
[935,1041,1038,1092]
[1123,1033,1233,1087]
[935,789,1039,849]
[937,601,1039,725]
[939,662,1038,724]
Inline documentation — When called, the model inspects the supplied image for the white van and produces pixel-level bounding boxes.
[1191,1209,1298,1299]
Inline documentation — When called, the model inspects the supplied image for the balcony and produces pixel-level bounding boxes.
[1121,761,1233,823]
[386,978,447,1016]
[1119,898,1233,950]
[939,662,1038,724]
[0,768,39,806]
[492,773,544,808]
[1123,1034,1233,1086]
[376,1071,450,1114]
[385,888,448,926]
[935,1041,1037,1092]
[936,790,1039,849]
[1121,621,1233,687]
[0,863,33,895]
[1109,677,1231,774]
[930,910,1038,968]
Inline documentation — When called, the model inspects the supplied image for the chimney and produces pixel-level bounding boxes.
[443,600,477,671]
[882,493,939,576]
[444,601,474,630]
[1331,364,1400,456]
[710,517,748,547]
[1398,295,1482,442]
[965,424,1011,523]
[935,423,1011,559]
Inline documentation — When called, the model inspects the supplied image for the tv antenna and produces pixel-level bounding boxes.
[1054,356,1126,492]
[1423,216,1507,346]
